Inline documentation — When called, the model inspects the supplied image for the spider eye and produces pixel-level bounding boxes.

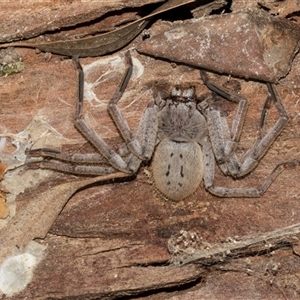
[171,86,182,97]
[182,87,195,99]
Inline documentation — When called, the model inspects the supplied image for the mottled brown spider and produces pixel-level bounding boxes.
[26,51,299,201]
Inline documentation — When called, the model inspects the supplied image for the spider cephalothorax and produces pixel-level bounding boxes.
[27,51,293,201]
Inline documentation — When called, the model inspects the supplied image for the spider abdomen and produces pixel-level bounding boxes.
[152,139,204,201]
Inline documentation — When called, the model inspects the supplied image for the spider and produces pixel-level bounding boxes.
[26,51,297,201]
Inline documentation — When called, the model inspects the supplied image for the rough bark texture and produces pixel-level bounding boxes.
[1,0,300,299]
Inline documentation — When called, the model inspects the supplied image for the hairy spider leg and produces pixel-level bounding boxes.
[27,52,158,175]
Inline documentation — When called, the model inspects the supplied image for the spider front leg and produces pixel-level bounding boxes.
[27,51,158,175]
[201,71,248,164]
[230,84,287,177]
[72,52,139,173]
[73,51,157,173]
[203,71,288,178]
[233,83,289,177]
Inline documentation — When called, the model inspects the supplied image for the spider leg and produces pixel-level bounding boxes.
[72,54,133,173]
[26,146,122,174]
[203,139,300,197]
[107,51,155,161]
[27,100,158,175]
[201,71,248,163]
[27,148,106,164]
[126,101,158,172]
[27,159,118,176]
[26,52,158,175]
[26,56,131,174]
[203,70,288,178]
[26,148,120,175]
[73,51,156,173]
[229,83,288,178]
